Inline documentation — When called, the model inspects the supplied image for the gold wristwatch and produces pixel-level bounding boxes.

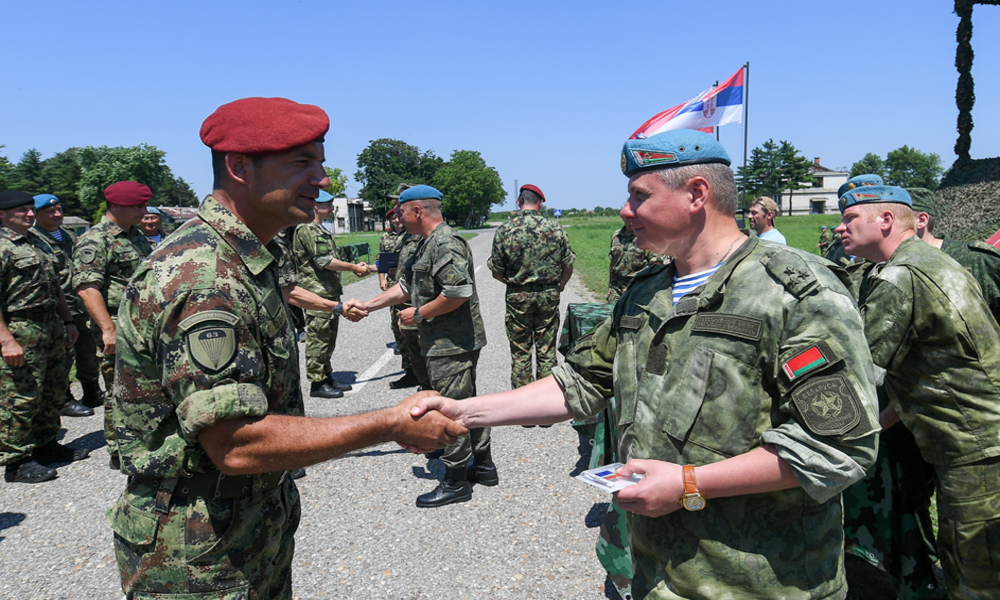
[680,465,706,511]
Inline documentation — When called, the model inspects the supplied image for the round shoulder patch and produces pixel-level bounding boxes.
[187,326,237,373]
[78,247,97,264]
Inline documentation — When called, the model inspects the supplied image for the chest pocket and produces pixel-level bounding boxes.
[112,246,140,272]
[613,314,647,428]
[411,262,436,303]
[13,251,41,271]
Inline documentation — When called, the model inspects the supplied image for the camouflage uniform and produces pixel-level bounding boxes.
[488,208,574,389]
[380,229,410,370]
[941,237,1000,323]
[401,222,487,469]
[607,226,667,302]
[396,232,430,388]
[552,235,880,600]
[292,222,343,384]
[108,197,301,599]
[818,229,832,253]
[73,216,152,455]
[0,227,69,465]
[858,236,1000,599]
[30,224,100,388]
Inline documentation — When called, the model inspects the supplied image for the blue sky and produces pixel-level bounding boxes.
[3,1,999,211]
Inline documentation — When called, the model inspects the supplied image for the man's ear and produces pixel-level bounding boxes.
[878,210,895,230]
[226,153,252,185]
[687,176,710,212]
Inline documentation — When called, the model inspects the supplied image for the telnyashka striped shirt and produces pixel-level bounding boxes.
[672,263,722,305]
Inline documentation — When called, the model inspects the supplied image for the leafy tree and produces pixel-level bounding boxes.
[736,139,814,214]
[153,169,199,207]
[884,145,943,190]
[433,150,505,228]
[0,146,15,191]
[10,148,46,194]
[354,139,443,214]
[849,153,887,180]
[40,148,85,217]
[324,166,348,197]
[76,144,169,221]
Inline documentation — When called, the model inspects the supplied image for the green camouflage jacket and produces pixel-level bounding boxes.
[273,226,297,289]
[0,227,62,316]
[608,226,667,297]
[30,224,83,315]
[940,236,1000,324]
[113,197,302,478]
[379,230,398,254]
[401,222,486,357]
[553,234,880,600]
[393,232,421,326]
[861,235,1000,467]
[487,209,574,287]
[72,216,152,312]
[292,221,342,300]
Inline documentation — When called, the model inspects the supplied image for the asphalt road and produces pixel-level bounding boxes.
[0,227,620,600]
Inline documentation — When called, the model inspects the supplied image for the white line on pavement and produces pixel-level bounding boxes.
[351,348,397,394]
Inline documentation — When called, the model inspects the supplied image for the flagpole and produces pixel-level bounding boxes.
[741,62,750,211]
[714,80,720,142]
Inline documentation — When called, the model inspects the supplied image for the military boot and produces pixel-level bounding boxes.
[33,441,90,464]
[468,448,499,487]
[389,369,419,389]
[326,374,353,392]
[415,466,473,508]
[310,381,343,399]
[61,391,94,417]
[80,380,105,408]
[4,458,57,483]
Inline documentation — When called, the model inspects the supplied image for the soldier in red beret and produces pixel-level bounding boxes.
[72,181,153,463]
[108,97,466,599]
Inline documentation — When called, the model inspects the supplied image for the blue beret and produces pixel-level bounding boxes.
[0,191,35,210]
[837,174,883,200]
[145,206,162,215]
[839,185,911,213]
[33,194,61,210]
[316,190,334,203]
[399,185,443,203]
[621,130,731,177]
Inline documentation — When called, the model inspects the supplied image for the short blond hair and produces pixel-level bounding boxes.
[861,203,916,230]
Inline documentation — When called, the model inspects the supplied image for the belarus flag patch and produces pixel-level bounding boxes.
[782,346,827,382]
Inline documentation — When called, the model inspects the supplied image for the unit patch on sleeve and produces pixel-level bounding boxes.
[790,374,862,436]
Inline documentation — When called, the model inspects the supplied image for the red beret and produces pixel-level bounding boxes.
[520,184,545,202]
[200,97,330,154]
[104,181,152,206]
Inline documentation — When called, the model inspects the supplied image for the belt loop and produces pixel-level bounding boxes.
[153,477,179,515]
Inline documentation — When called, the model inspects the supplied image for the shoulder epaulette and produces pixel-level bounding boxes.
[967,240,1000,258]
[763,249,820,299]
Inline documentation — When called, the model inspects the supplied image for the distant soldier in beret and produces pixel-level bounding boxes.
[410,129,882,599]
[748,196,786,244]
[380,205,421,389]
[354,184,490,508]
[139,206,166,248]
[30,194,94,417]
[387,198,433,392]
[836,185,1000,599]
[826,174,884,265]
[607,217,668,302]
[293,190,372,398]
[1,191,88,484]
[488,184,574,396]
[108,97,465,599]
[816,225,832,253]
[73,180,153,464]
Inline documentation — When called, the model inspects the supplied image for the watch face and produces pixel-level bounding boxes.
[683,494,706,511]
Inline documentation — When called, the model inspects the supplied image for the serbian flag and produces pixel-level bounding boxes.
[630,67,745,139]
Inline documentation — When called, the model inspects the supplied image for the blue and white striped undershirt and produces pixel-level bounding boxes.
[672,263,722,305]
[49,229,64,242]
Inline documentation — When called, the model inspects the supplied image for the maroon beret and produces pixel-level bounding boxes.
[520,184,545,202]
[200,97,330,154]
[104,181,152,206]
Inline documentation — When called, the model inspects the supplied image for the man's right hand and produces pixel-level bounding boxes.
[342,299,369,322]
[1,337,25,367]
[101,326,116,355]
[394,391,468,452]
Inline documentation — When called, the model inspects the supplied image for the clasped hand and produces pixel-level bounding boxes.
[394,391,468,452]
[341,299,369,322]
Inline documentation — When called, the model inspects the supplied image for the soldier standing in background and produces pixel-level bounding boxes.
[73,181,153,466]
[380,207,415,387]
[389,210,431,390]
[293,190,372,399]
[30,194,94,417]
[1,191,87,484]
[816,225,831,254]
[354,185,490,507]
[607,218,667,302]
[488,184,574,396]
[140,206,166,248]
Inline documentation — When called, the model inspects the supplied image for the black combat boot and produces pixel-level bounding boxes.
[80,380,105,408]
[468,448,499,486]
[4,458,57,483]
[310,381,343,399]
[61,391,94,417]
[415,466,473,508]
[33,441,90,464]
[389,369,419,389]
[326,374,353,392]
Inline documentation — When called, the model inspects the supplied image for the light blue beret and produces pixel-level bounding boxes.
[839,185,911,213]
[316,190,334,203]
[33,194,60,210]
[399,185,443,203]
[621,130,731,177]
[837,174,883,200]
[145,206,162,215]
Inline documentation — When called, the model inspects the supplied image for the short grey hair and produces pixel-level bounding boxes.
[656,163,738,215]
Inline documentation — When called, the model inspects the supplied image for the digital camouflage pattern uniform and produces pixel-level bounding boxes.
[818,229,832,253]
[488,208,574,389]
[395,232,430,388]
[72,216,152,455]
[380,229,410,371]
[553,235,881,600]
[400,221,487,470]
[0,226,69,466]
[109,197,301,599]
[858,236,1000,599]
[292,222,343,384]
[941,237,1000,323]
[607,226,668,302]
[31,224,100,389]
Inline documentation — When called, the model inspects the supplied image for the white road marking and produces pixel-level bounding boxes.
[475,265,483,275]
[351,348,397,394]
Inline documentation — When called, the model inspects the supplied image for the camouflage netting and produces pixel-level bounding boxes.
[936,157,1000,241]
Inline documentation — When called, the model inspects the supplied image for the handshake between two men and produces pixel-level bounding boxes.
[337,297,424,327]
